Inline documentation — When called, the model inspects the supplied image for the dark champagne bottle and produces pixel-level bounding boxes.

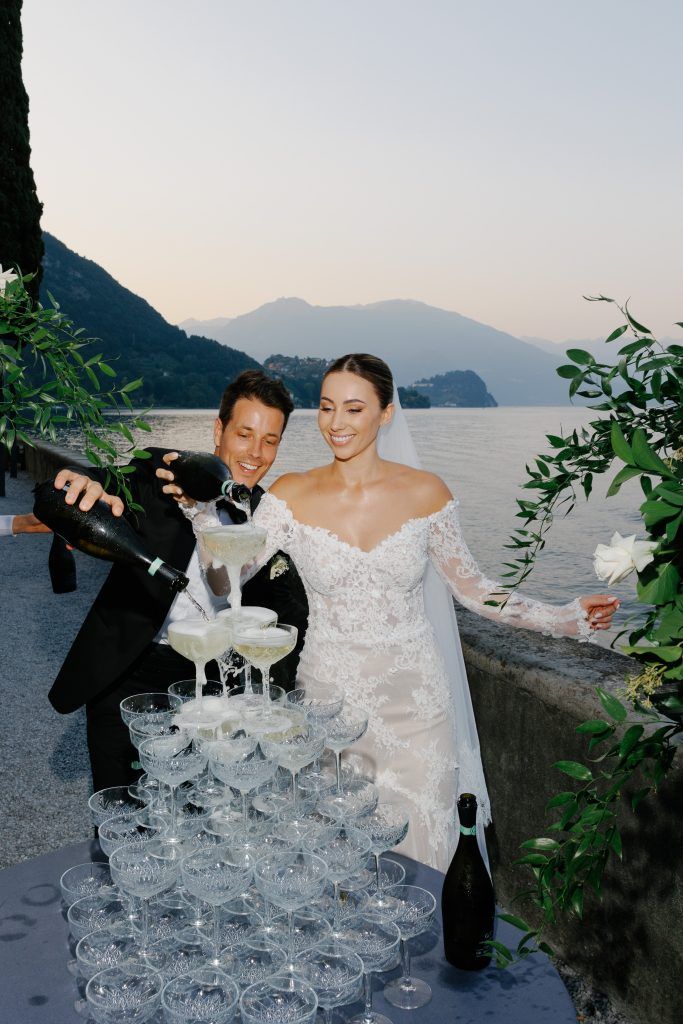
[33,482,189,592]
[442,793,495,970]
[170,451,252,507]
[48,533,78,593]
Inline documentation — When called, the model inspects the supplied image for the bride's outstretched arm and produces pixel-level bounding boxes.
[427,501,617,640]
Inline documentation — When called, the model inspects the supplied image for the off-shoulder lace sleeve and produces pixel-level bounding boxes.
[427,500,593,641]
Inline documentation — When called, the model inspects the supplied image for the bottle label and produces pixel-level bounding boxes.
[220,481,232,496]
[459,824,477,836]
[148,557,164,577]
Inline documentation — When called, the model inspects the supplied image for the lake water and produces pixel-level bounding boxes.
[116,405,644,647]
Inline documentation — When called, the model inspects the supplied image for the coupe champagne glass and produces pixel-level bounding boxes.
[139,735,207,844]
[286,684,344,784]
[303,825,372,918]
[272,808,334,848]
[88,787,148,828]
[335,913,401,1024]
[85,963,163,1024]
[60,862,114,906]
[98,813,161,858]
[294,940,365,1024]
[168,678,227,704]
[209,736,277,832]
[201,523,268,613]
[109,840,179,957]
[239,977,318,1024]
[180,845,252,966]
[161,967,240,1024]
[217,605,277,694]
[260,721,326,810]
[232,623,297,708]
[323,708,369,792]
[148,932,206,981]
[269,909,331,956]
[378,885,437,1009]
[354,803,410,907]
[120,693,183,729]
[195,894,262,954]
[286,685,344,725]
[167,618,233,705]
[316,777,379,824]
[75,924,140,981]
[217,938,287,992]
[253,851,328,961]
[68,894,128,942]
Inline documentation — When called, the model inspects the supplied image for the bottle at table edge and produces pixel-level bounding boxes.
[441,792,495,970]
[170,451,252,508]
[33,481,189,593]
[48,533,78,593]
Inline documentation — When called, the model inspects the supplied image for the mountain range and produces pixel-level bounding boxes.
[39,232,602,408]
[40,234,259,407]
[180,299,573,406]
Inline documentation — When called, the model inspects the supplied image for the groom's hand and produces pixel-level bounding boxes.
[156,451,197,507]
[54,468,125,516]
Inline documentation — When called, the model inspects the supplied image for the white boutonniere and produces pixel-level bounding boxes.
[269,555,289,580]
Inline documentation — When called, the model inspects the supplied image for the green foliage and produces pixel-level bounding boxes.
[0,271,150,508]
[488,692,680,968]
[488,298,682,968]
[397,386,431,408]
[0,1,44,300]
[411,368,497,407]
[500,297,682,690]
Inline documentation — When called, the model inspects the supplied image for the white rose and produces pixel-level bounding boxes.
[0,265,19,297]
[593,531,657,586]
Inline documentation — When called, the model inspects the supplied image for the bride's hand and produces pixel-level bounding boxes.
[580,594,620,631]
[156,451,197,507]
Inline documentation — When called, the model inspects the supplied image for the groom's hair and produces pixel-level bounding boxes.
[325,353,394,409]
[219,370,294,431]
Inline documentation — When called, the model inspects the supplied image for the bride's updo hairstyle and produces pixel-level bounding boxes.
[324,353,394,409]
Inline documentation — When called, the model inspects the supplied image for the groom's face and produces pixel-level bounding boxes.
[213,397,285,488]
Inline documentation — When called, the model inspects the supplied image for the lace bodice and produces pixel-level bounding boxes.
[250,492,591,642]
[187,490,590,869]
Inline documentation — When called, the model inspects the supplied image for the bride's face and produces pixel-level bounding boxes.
[318,371,393,460]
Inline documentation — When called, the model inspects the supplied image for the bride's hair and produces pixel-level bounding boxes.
[324,353,394,409]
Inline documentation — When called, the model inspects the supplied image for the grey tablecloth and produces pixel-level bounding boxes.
[0,840,576,1023]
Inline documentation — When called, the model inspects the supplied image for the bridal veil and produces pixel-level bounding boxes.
[377,387,492,853]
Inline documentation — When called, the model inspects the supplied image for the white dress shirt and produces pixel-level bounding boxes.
[0,515,16,537]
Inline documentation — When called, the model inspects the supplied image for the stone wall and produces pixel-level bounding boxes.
[458,607,682,1024]
[23,438,91,483]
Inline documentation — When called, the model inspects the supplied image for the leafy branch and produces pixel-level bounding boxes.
[488,299,682,966]
[488,687,680,967]
[0,270,152,510]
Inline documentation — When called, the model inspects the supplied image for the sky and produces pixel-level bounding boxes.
[21,0,683,341]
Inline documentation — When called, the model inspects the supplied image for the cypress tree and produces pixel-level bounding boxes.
[0,0,43,297]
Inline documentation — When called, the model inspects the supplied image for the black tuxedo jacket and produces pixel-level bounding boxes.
[48,448,309,713]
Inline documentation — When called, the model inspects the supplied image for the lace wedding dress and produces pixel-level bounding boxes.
[243,492,592,871]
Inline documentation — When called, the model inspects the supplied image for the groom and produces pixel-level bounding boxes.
[48,370,308,791]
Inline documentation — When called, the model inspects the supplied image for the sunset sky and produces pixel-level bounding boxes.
[21,0,683,341]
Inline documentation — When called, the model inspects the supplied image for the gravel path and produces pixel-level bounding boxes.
[1,468,108,870]
[0,465,634,1024]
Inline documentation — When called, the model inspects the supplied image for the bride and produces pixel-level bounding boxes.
[188,354,618,871]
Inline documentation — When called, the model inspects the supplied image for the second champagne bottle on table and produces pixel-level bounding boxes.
[169,451,252,507]
[33,482,189,593]
[441,792,495,970]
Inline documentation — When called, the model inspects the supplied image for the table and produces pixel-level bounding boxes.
[0,840,577,1023]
